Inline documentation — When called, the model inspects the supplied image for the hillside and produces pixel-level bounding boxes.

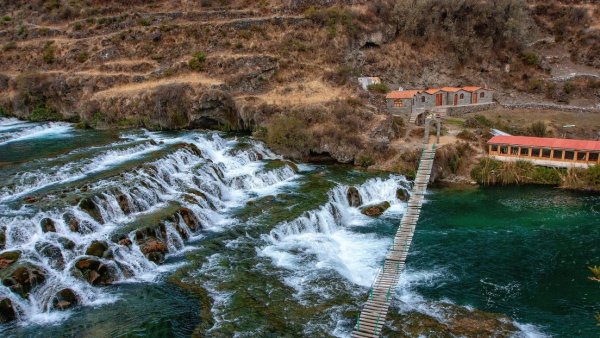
[0,0,599,166]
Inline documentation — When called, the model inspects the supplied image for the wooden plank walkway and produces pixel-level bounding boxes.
[351,140,437,338]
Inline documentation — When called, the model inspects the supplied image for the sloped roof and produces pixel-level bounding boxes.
[424,88,441,94]
[441,87,462,92]
[462,86,483,92]
[488,136,600,151]
[386,90,420,99]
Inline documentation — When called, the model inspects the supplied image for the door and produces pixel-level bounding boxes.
[454,94,458,106]
[435,93,443,106]
[472,92,478,104]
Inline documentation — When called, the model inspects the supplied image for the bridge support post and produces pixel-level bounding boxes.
[436,119,441,144]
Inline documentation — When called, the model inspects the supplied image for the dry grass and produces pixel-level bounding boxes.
[247,80,345,105]
[92,73,223,98]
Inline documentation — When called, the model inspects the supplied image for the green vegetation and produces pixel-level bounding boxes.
[304,6,357,37]
[42,41,55,64]
[29,105,62,121]
[356,155,374,168]
[456,129,477,141]
[563,165,600,191]
[263,114,312,158]
[527,78,544,93]
[73,22,82,31]
[527,121,547,137]
[521,51,540,67]
[138,18,151,26]
[188,51,207,71]
[2,15,11,22]
[75,51,88,63]
[367,83,389,94]
[471,158,562,186]
[17,25,27,37]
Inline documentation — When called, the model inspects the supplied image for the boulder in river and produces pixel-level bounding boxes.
[360,201,391,217]
[396,188,410,202]
[85,240,110,258]
[2,263,46,298]
[79,197,104,223]
[0,251,21,270]
[347,186,363,207]
[40,218,56,233]
[0,298,16,323]
[139,238,168,264]
[63,213,80,233]
[58,236,76,250]
[116,193,131,214]
[0,228,5,250]
[52,288,79,310]
[179,207,200,231]
[35,242,65,270]
[72,257,115,286]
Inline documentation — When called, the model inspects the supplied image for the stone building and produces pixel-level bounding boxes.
[386,86,494,123]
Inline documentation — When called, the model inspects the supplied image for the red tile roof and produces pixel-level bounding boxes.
[424,88,441,94]
[441,87,461,92]
[488,136,600,151]
[462,86,483,92]
[386,90,420,99]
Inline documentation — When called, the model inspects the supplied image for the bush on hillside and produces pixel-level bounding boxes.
[367,83,389,94]
[264,114,313,158]
[471,158,563,186]
[392,0,529,60]
[188,51,207,71]
[42,41,56,64]
[527,121,547,137]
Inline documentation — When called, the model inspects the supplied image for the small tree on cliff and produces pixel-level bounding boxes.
[265,114,312,159]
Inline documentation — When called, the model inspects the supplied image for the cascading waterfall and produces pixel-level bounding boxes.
[0,122,299,325]
[260,176,411,289]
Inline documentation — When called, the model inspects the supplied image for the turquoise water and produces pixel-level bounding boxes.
[0,118,598,337]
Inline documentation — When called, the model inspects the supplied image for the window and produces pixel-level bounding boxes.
[460,93,464,99]
[394,99,403,108]
[564,151,574,160]
[480,92,485,98]
[553,150,563,159]
[520,147,529,156]
[511,146,519,155]
[542,148,551,158]
[500,146,508,154]
[577,152,587,161]
[421,96,425,103]
[531,148,541,157]
[589,153,599,162]
[491,144,498,152]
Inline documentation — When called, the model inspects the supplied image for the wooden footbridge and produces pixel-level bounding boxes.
[352,119,438,338]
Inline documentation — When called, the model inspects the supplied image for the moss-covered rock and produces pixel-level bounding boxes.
[360,201,391,217]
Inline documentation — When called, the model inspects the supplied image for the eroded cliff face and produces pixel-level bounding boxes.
[0,0,598,165]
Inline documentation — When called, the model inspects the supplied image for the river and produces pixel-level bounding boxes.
[0,118,598,337]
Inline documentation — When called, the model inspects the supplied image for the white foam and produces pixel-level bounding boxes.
[0,122,73,145]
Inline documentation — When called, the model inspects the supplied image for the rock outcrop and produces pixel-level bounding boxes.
[360,201,391,217]
[346,186,363,207]
[72,258,116,286]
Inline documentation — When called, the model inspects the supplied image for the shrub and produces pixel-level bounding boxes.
[3,41,16,51]
[2,15,11,22]
[367,83,389,94]
[75,51,88,63]
[527,78,544,93]
[188,51,207,71]
[563,81,575,95]
[264,114,312,158]
[139,18,151,26]
[29,105,62,121]
[356,155,374,168]
[521,51,540,67]
[73,22,82,30]
[527,121,547,137]
[456,129,478,141]
[42,41,55,64]
[464,115,493,128]
[471,158,563,186]
[17,25,27,37]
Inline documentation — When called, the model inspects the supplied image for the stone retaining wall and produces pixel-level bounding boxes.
[445,102,499,116]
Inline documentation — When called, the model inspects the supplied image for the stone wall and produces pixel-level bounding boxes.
[446,102,498,116]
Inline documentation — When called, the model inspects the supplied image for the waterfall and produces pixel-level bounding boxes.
[0,128,299,325]
[259,176,410,290]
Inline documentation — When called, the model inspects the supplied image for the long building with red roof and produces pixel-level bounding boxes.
[487,135,600,168]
